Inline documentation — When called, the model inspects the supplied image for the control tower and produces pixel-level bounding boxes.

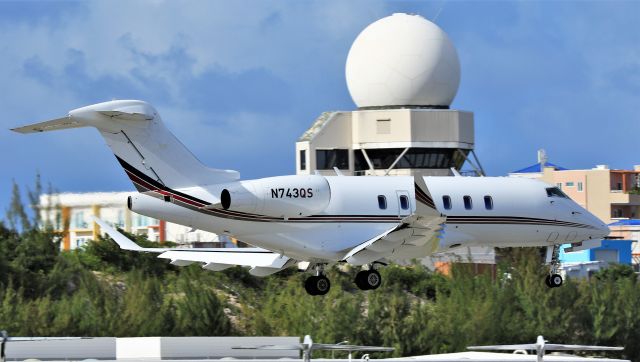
[296,13,483,177]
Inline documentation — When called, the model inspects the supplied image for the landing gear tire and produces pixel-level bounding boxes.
[545,245,564,288]
[304,275,331,296]
[548,273,563,288]
[355,269,382,290]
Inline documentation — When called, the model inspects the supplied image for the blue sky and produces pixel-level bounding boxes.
[1,0,639,214]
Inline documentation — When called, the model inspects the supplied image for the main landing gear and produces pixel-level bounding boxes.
[354,266,382,291]
[545,245,564,288]
[304,264,331,296]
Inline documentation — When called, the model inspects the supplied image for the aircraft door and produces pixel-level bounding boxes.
[396,190,411,217]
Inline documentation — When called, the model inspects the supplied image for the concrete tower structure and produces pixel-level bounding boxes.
[296,13,483,177]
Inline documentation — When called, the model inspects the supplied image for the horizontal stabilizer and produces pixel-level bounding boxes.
[93,216,290,276]
[92,216,162,253]
[11,116,85,134]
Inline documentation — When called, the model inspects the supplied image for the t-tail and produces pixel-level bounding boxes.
[12,100,239,189]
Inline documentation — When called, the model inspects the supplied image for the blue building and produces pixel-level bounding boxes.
[559,239,633,279]
[560,239,632,264]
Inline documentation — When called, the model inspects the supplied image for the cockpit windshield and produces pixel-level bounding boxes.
[546,187,569,198]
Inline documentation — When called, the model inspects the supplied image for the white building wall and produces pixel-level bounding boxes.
[39,192,230,250]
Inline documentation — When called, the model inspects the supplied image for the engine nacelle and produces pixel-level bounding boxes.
[128,193,193,226]
[220,175,330,218]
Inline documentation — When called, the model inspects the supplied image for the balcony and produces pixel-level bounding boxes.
[610,191,640,206]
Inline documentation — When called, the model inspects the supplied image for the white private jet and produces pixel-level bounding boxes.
[12,100,609,295]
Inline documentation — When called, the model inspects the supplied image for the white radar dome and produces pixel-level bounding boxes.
[345,13,460,108]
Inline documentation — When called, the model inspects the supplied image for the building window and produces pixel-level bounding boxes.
[316,149,349,170]
[484,196,493,210]
[378,195,387,210]
[73,211,86,228]
[577,182,583,192]
[354,149,368,172]
[75,238,87,249]
[399,195,409,210]
[376,119,391,134]
[442,195,452,210]
[117,210,124,227]
[566,182,574,187]
[299,149,306,170]
[463,196,473,210]
[361,148,468,170]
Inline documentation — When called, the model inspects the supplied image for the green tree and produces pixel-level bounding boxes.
[5,181,30,232]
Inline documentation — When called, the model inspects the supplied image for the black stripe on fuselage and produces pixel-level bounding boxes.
[447,216,596,229]
[116,156,402,223]
[115,155,596,229]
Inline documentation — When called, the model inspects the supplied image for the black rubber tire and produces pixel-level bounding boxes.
[550,273,563,288]
[545,275,552,288]
[366,269,382,290]
[355,271,370,290]
[314,276,331,295]
[304,276,318,295]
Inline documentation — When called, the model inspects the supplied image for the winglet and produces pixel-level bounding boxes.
[92,216,161,253]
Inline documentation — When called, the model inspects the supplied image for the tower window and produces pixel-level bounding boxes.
[299,149,306,170]
[316,149,349,170]
[378,195,387,210]
[442,195,452,210]
[463,196,472,210]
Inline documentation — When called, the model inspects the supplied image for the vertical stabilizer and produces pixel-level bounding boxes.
[12,100,239,189]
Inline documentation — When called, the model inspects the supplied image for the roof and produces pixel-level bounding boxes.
[298,111,338,142]
[609,219,640,226]
[511,162,568,174]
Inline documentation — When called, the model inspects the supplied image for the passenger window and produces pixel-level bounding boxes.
[399,195,409,210]
[484,196,493,210]
[378,195,387,209]
[463,195,472,210]
[442,195,452,210]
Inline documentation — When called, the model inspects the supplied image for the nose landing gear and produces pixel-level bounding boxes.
[304,264,331,296]
[545,245,564,288]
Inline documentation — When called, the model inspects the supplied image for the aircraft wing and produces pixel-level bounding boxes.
[343,176,445,265]
[468,344,624,352]
[94,217,291,276]
[310,344,394,352]
[544,344,623,351]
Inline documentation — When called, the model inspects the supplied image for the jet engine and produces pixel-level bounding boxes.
[128,193,193,226]
[220,175,330,218]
